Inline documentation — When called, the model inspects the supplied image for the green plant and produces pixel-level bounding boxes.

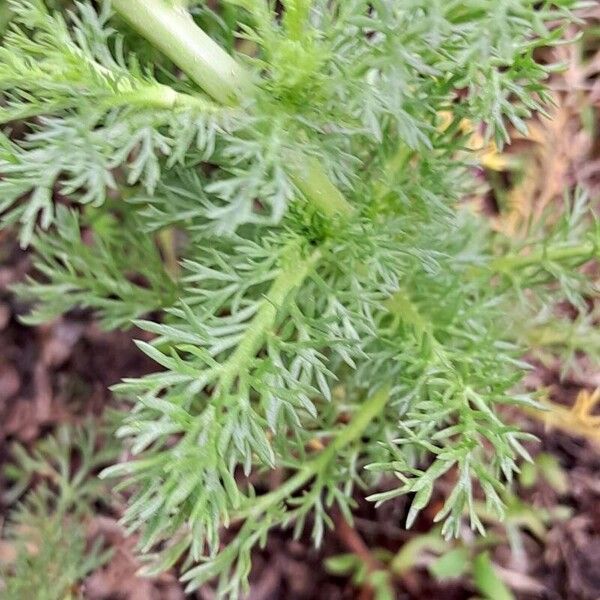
[327,544,516,600]
[326,551,395,600]
[328,473,571,600]
[0,0,597,596]
[0,424,117,599]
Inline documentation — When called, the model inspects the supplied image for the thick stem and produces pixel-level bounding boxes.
[525,322,600,351]
[112,0,250,105]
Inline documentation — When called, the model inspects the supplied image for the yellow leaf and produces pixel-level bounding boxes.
[528,389,600,445]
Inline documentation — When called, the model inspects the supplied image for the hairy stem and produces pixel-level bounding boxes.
[0,84,218,125]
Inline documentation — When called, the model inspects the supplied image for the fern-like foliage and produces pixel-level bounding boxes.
[0,425,117,599]
[1,0,597,597]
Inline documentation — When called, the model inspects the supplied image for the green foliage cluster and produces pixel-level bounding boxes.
[327,450,572,599]
[0,0,597,596]
[0,425,116,599]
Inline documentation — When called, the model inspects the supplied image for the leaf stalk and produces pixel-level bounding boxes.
[112,0,251,106]
[217,239,322,395]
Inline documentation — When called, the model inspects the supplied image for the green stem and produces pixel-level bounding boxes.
[0,4,11,34]
[373,145,413,204]
[490,240,597,272]
[101,84,223,112]
[218,240,321,393]
[112,0,251,105]
[286,153,355,218]
[0,84,218,125]
[240,385,390,519]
